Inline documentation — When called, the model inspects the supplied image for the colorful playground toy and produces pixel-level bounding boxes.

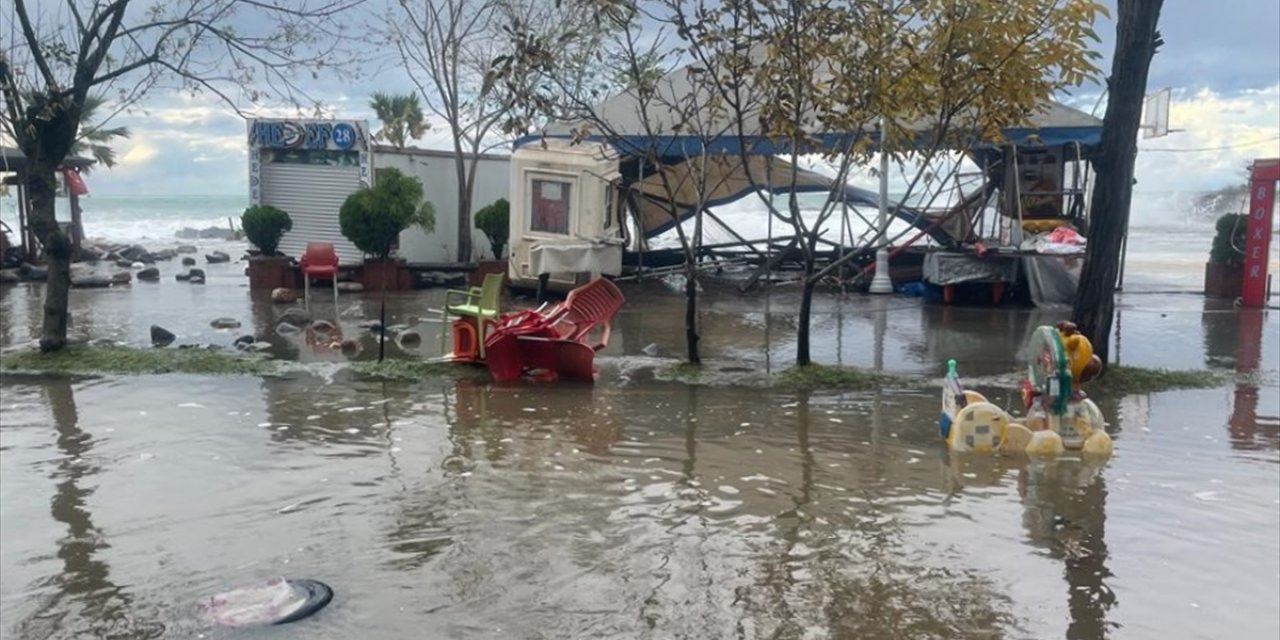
[941,322,1112,457]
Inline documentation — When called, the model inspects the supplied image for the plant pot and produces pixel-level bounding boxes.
[470,259,509,288]
[1204,261,1243,299]
[246,255,296,291]
[361,259,413,291]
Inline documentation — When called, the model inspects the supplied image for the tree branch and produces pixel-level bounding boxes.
[13,0,59,88]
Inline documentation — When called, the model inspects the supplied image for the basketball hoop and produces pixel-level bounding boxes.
[1140,87,1173,139]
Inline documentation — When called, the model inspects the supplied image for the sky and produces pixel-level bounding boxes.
[7,0,1280,199]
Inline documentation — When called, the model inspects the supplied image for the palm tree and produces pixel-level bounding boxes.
[71,95,130,173]
[369,92,427,149]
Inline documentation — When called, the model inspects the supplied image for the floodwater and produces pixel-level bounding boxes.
[1,258,1278,639]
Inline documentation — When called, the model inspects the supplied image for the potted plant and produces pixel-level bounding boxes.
[241,204,295,290]
[340,167,435,359]
[473,197,509,286]
[1205,213,1246,298]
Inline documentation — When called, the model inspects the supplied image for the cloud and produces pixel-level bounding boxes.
[1134,85,1280,193]
[117,140,159,167]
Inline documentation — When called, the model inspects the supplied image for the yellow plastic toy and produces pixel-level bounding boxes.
[1001,423,1034,455]
[948,402,1009,453]
[1026,429,1066,456]
[941,322,1112,460]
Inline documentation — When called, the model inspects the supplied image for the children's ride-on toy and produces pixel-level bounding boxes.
[941,321,1113,458]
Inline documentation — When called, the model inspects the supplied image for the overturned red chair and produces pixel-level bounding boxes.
[483,277,625,382]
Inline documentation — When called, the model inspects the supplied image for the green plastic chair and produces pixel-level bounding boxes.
[440,273,505,358]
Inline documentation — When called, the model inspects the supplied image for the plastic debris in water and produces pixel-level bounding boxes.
[196,577,332,627]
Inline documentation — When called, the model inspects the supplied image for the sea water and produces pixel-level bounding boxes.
[0,193,245,245]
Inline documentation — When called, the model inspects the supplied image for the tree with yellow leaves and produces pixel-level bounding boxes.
[675,0,1108,365]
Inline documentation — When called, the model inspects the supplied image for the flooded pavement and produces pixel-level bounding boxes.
[1,265,1279,639]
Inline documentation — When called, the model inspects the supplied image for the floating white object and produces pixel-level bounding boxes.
[197,577,332,627]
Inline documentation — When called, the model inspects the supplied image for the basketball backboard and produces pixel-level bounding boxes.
[1141,87,1171,139]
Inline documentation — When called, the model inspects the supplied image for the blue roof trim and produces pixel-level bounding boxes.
[513,126,1101,158]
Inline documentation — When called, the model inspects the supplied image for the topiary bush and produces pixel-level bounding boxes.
[1209,213,1247,265]
[241,205,292,256]
[475,198,510,259]
[339,168,436,260]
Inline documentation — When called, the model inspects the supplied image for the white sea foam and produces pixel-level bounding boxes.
[0,193,246,246]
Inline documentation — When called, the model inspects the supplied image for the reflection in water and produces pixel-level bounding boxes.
[1,363,1274,638]
[1229,309,1280,450]
[17,381,164,640]
[1019,459,1114,640]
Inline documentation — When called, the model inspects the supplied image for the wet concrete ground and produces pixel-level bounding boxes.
[1,254,1277,639]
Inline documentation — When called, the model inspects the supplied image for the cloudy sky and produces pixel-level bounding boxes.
[13,0,1280,198]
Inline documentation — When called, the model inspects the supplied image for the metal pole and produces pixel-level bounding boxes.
[1116,229,1129,291]
[869,118,894,293]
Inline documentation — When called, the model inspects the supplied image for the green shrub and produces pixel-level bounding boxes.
[241,205,292,256]
[339,168,436,260]
[475,198,510,259]
[1209,213,1247,265]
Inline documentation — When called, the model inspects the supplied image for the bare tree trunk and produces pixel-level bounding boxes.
[797,275,815,366]
[796,231,821,366]
[684,263,700,364]
[1072,0,1164,367]
[26,166,73,352]
[685,206,703,364]
[454,153,473,263]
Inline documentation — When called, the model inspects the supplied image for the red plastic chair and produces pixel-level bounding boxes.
[483,278,625,382]
[541,277,626,350]
[300,242,339,306]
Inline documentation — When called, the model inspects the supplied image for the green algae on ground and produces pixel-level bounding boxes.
[349,359,485,381]
[659,361,703,382]
[1097,365,1226,396]
[0,346,274,376]
[777,364,905,391]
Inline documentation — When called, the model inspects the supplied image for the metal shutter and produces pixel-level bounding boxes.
[261,163,364,264]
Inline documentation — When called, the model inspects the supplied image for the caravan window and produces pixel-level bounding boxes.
[530,178,572,234]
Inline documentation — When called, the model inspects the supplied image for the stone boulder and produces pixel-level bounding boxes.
[277,307,311,327]
[189,275,206,284]
[271,287,297,304]
[205,251,231,264]
[115,258,134,268]
[176,245,198,254]
[153,249,178,261]
[210,317,241,329]
[175,268,206,282]
[118,245,153,263]
[110,271,132,285]
[136,267,160,281]
[0,269,18,284]
[25,266,48,282]
[71,274,113,288]
[151,325,176,347]
[233,335,256,349]
[398,330,422,347]
[181,257,196,266]
[77,245,106,262]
